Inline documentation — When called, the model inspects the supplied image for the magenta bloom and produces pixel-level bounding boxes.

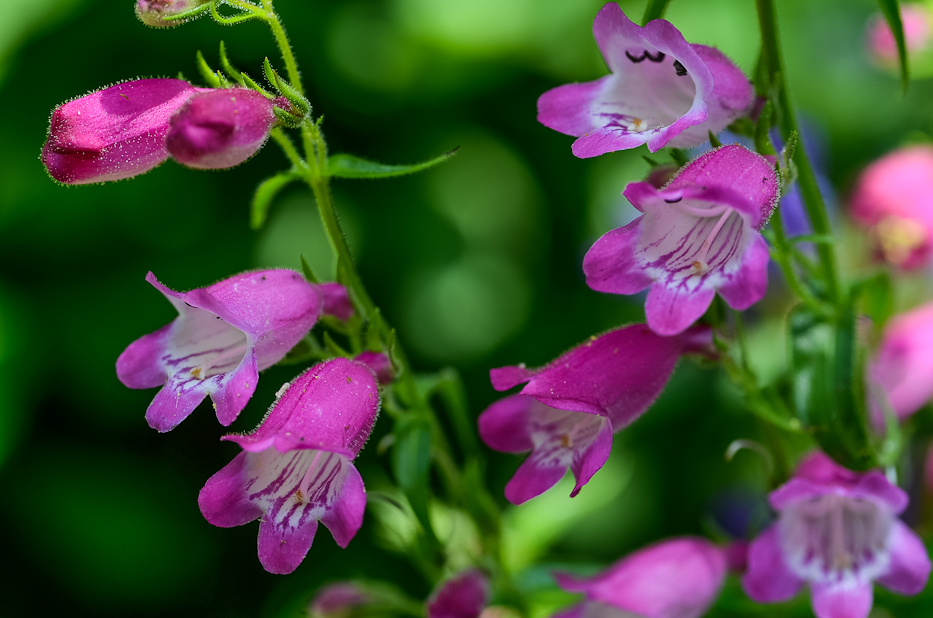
[310,583,373,618]
[427,569,490,618]
[537,4,752,157]
[166,88,278,169]
[198,358,379,574]
[583,145,779,336]
[42,78,202,184]
[850,145,933,269]
[117,270,350,432]
[869,301,933,423]
[481,324,710,503]
[136,0,210,27]
[555,537,727,618]
[743,452,931,618]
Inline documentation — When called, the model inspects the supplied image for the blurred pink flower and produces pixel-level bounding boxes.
[427,569,490,618]
[850,145,933,269]
[867,4,932,62]
[743,452,931,618]
[869,301,933,423]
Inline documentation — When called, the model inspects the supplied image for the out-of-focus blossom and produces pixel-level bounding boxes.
[310,582,372,618]
[743,452,931,618]
[166,88,280,169]
[869,301,933,423]
[481,324,711,503]
[584,145,779,336]
[868,4,933,64]
[554,537,727,618]
[850,145,933,269]
[537,3,752,157]
[41,78,203,184]
[198,358,379,574]
[427,569,490,618]
[117,270,349,432]
[354,351,394,385]
[136,0,210,27]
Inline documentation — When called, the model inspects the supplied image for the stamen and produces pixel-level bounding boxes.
[694,209,734,271]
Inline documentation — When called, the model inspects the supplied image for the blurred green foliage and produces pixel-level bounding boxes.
[3,0,933,616]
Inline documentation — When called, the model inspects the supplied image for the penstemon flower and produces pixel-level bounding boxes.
[583,144,779,336]
[537,3,752,157]
[41,78,205,184]
[480,324,710,503]
[869,301,933,423]
[198,358,380,574]
[117,270,350,432]
[850,145,933,269]
[554,537,727,618]
[427,569,490,618]
[136,0,211,27]
[166,88,281,169]
[742,452,931,618]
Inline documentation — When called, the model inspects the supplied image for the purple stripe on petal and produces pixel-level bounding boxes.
[320,463,366,548]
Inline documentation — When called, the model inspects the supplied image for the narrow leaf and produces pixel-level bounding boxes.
[195,50,222,88]
[391,417,434,534]
[218,41,245,85]
[876,0,910,91]
[708,131,722,149]
[299,255,320,284]
[642,0,672,24]
[327,148,459,180]
[240,72,273,98]
[250,171,300,230]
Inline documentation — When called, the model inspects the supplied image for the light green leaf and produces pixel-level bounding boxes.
[326,148,459,180]
[876,0,910,91]
[642,0,672,24]
[250,171,301,230]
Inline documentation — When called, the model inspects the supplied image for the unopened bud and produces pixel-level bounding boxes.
[136,0,211,27]
[42,78,202,184]
[166,88,277,169]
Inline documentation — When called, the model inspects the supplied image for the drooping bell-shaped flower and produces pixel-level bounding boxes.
[41,78,203,184]
[166,88,279,169]
[117,270,351,432]
[427,569,490,618]
[554,537,727,618]
[869,301,933,423]
[481,324,711,503]
[537,3,752,157]
[136,0,211,27]
[743,452,931,618]
[198,358,380,574]
[850,145,933,269]
[584,144,779,336]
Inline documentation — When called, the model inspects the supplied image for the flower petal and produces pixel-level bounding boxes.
[572,125,652,159]
[427,569,490,618]
[645,281,716,336]
[809,581,873,618]
[211,348,259,426]
[569,418,613,498]
[537,78,611,137]
[145,374,212,432]
[505,451,567,505]
[583,219,655,295]
[198,450,265,527]
[478,394,536,453]
[876,520,932,595]
[717,233,770,310]
[257,514,319,575]
[116,323,172,389]
[320,462,367,548]
[742,524,804,603]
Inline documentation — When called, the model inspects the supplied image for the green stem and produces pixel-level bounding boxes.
[260,0,304,94]
[641,0,672,24]
[756,0,840,303]
[269,128,305,170]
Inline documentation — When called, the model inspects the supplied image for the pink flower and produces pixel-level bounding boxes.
[850,145,933,269]
[41,78,204,184]
[136,0,210,27]
[117,270,350,432]
[427,569,490,618]
[583,144,779,336]
[480,324,711,503]
[166,89,280,169]
[743,452,931,618]
[554,537,727,618]
[867,4,932,62]
[537,3,752,157]
[869,301,933,423]
[198,358,380,574]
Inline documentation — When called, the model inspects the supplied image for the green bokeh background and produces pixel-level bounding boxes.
[2,0,933,616]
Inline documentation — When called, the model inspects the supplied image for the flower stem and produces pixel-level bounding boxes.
[259,0,304,94]
[756,0,840,304]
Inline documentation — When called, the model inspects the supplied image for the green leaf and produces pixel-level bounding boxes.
[642,0,672,24]
[249,171,300,230]
[852,271,893,327]
[788,304,876,470]
[391,417,434,533]
[708,131,722,149]
[240,72,273,98]
[669,148,689,167]
[218,41,245,85]
[326,148,460,180]
[299,255,320,284]
[195,50,222,88]
[876,0,910,91]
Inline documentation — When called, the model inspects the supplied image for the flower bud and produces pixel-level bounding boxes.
[42,78,201,185]
[165,89,278,170]
[136,0,211,27]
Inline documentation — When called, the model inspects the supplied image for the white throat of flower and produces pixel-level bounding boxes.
[668,200,737,274]
[780,493,893,584]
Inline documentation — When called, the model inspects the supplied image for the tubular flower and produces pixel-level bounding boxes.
[850,145,933,269]
[537,3,752,157]
[198,358,380,574]
[583,144,779,336]
[166,88,280,169]
[427,569,490,618]
[554,537,727,618]
[481,324,711,503]
[41,78,203,184]
[136,0,210,27]
[117,270,350,432]
[869,301,933,423]
[743,452,931,618]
